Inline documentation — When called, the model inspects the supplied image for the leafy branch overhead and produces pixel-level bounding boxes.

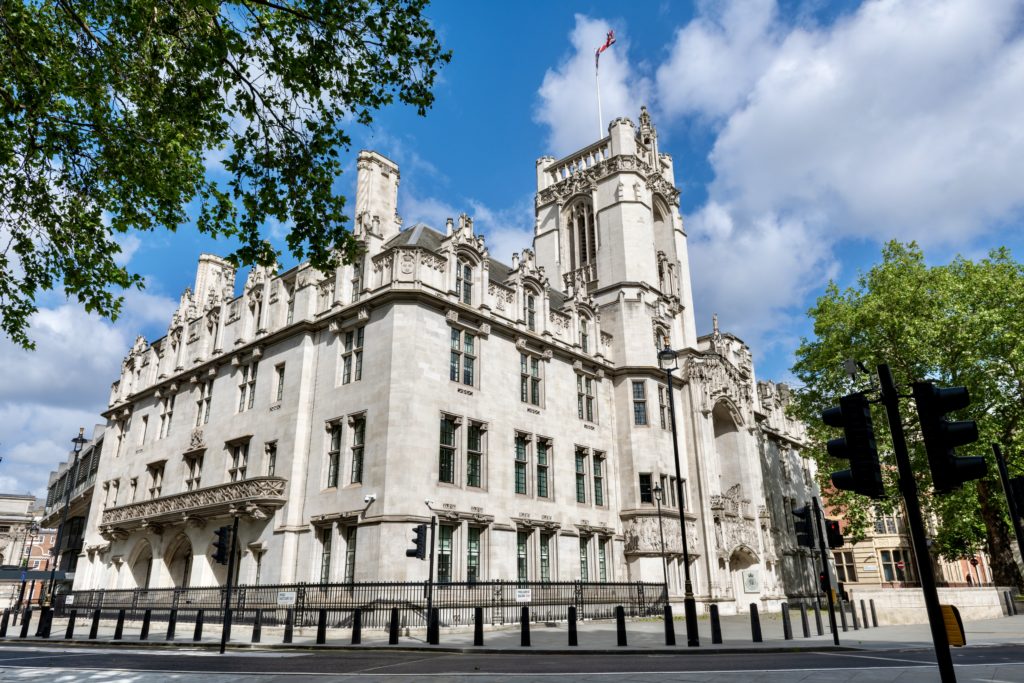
[0,0,451,347]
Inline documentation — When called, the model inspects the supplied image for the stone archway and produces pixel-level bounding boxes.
[165,534,193,588]
[728,545,760,612]
[128,540,153,589]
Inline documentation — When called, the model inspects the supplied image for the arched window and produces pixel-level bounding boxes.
[567,200,597,269]
[456,259,473,305]
[579,316,590,353]
[524,292,537,331]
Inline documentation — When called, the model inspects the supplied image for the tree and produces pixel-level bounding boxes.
[0,0,450,348]
[792,241,1024,588]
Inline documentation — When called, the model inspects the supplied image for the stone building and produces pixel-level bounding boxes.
[70,109,818,613]
[0,494,50,606]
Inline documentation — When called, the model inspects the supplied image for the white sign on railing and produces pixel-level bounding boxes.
[277,590,297,607]
[515,589,532,603]
[64,595,75,605]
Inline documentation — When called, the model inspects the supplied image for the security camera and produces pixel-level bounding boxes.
[363,493,376,504]
[424,499,435,507]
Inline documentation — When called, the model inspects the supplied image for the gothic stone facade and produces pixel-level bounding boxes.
[73,109,818,613]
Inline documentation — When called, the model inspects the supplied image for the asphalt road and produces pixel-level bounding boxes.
[0,644,1023,681]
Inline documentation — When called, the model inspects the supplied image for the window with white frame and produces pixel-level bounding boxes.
[593,452,605,506]
[598,537,609,581]
[184,453,203,491]
[658,385,668,429]
[516,530,529,583]
[834,550,857,583]
[467,423,484,488]
[632,381,648,425]
[520,353,542,406]
[579,536,590,579]
[343,526,357,583]
[350,415,365,484]
[524,292,537,331]
[274,363,285,402]
[439,416,457,484]
[450,328,476,386]
[514,433,529,495]
[229,442,248,482]
[342,327,364,384]
[575,448,587,503]
[456,259,473,305]
[577,374,595,422]
[467,527,482,582]
[147,461,164,499]
[319,526,332,582]
[195,380,213,427]
[539,531,553,582]
[158,392,175,439]
[327,422,341,487]
[351,261,363,303]
[437,524,454,583]
[238,361,258,412]
[536,438,551,498]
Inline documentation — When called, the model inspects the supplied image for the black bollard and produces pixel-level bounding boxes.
[709,604,722,644]
[520,606,531,647]
[799,603,810,638]
[251,609,262,643]
[221,607,233,651]
[283,608,294,644]
[860,600,869,629]
[870,599,878,627]
[428,608,439,645]
[167,608,177,641]
[18,608,32,639]
[781,604,793,640]
[140,609,152,640]
[664,604,676,646]
[193,609,204,642]
[1004,591,1014,616]
[113,609,125,640]
[813,601,823,636]
[850,601,860,630]
[473,606,483,646]
[615,605,627,647]
[839,601,848,632]
[316,609,327,645]
[37,607,52,638]
[388,607,399,645]
[749,604,762,643]
[568,605,578,647]
[351,609,362,645]
[1013,595,1019,616]
[89,609,100,640]
[0,608,9,637]
[64,610,77,640]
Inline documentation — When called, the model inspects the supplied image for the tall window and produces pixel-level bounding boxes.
[514,434,528,495]
[579,317,589,353]
[450,328,476,386]
[539,532,552,582]
[639,473,653,503]
[350,416,365,484]
[593,453,605,506]
[319,527,332,583]
[327,423,341,487]
[351,261,363,303]
[598,538,608,582]
[147,462,164,499]
[439,416,456,484]
[344,527,357,583]
[577,375,595,422]
[238,362,258,412]
[874,512,899,534]
[467,423,483,488]
[520,354,541,405]
[437,525,453,583]
[467,527,482,583]
[516,531,529,584]
[342,327,364,384]
[658,386,668,429]
[265,442,277,477]
[880,549,914,582]
[834,550,857,583]
[457,260,473,305]
[158,393,175,439]
[536,440,550,498]
[570,201,596,267]
[285,286,295,325]
[524,293,537,331]
[575,449,587,503]
[275,364,286,402]
[139,415,148,445]
[632,381,648,425]
[184,453,203,491]
[195,380,213,427]
[579,537,589,579]
[229,442,249,482]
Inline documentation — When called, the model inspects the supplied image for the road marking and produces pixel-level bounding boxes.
[821,651,937,665]
[0,653,85,663]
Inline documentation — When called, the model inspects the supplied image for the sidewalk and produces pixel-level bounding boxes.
[3,611,1022,653]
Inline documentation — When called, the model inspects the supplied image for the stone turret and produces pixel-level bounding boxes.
[354,151,401,243]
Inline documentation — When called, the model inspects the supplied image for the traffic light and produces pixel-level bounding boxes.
[819,571,829,594]
[212,525,231,565]
[406,523,427,560]
[1010,476,1024,509]
[792,505,815,548]
[822,392,885,499]
[912,382,985,494]
[825,518,844,548]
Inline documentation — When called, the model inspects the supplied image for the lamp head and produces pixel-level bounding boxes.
[653,484,663,503]
[658,345,678,371]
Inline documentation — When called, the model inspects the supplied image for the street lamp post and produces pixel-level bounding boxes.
[659,343,699,647]
[653,484,670,599]
[47,427,87,606]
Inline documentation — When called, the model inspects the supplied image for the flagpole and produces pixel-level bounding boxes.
[596,62,603,138]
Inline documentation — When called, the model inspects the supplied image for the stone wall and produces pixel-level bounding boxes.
[846,586,1015,625]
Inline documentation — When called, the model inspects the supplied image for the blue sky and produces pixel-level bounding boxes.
[3,0,1024,497]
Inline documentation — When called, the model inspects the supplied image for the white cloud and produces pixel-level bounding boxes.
[535,15,652,157]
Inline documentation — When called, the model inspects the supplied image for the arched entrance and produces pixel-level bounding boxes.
[128,540,154,589]
[165,534,193,588]
[728,545,760,612]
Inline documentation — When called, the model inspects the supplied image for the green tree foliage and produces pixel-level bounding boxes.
[0,0,450,347]
[793,241,1024,587]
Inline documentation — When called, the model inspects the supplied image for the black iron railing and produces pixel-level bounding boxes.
[55,580,666,629]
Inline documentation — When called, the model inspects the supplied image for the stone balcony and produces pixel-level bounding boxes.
[99,477,287,538]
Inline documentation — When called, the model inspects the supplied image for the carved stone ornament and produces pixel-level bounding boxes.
[189,428,205,450]
[446,309,459,323]
[479,323,491,337]
[358,306,370,321]
[400,251,415,275]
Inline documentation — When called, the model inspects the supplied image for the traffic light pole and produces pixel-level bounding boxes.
[426,516,436,623]
[993,444,1024,564]
[878,364,956,682]
[812,497,839,646]
[219,514,240,655]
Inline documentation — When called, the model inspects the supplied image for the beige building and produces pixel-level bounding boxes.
[0,494,48,606]
[70,109,819,614]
